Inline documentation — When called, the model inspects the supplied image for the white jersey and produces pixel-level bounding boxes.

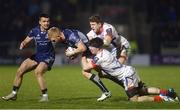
[92,49,130,79]
[120,35,130,49]
[87,22,120,46]
[91,49,140,90]
[87,22,131,57]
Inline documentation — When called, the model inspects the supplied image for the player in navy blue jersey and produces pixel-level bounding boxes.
[2,13,55,102]
[48,27,110,101]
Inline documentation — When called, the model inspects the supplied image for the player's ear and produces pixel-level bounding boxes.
[98,22,102,27]
[39,20,41,24]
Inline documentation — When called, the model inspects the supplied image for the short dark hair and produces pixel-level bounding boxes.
[39,13,49,20]
[89,15,103,24]
[89,37,103,48]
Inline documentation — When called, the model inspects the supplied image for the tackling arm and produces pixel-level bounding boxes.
[81,56,95,71]
[19,36,33,50]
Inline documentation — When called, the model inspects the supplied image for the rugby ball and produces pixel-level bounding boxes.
[66,47,77,59]
[66,47,75,52]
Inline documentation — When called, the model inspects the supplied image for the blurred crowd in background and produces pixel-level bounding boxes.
[0,0,180,64]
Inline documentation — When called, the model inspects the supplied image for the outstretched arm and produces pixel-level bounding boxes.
[19,36,33,50]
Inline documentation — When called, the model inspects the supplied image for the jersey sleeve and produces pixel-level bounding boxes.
[91,56,102,68]
[105,28,113,36]
[27,29,35,38]
[103,24,113,37]
[69,33,81,45]
[87,30,95,40]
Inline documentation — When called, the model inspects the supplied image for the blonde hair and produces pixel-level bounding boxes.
[48,27,61,39]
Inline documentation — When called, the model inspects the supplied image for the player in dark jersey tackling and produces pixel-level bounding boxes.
[2,13,55,102]
[48,27,110,101]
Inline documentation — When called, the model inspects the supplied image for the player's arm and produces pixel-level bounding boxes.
[74,40,87,54]
[103,34,112,47]
[66,40,87,57]
[81,56,96,71]
[19,36,33,50]
[103,28,113,47]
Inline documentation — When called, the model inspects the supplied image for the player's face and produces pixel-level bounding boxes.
[90,22,101,33]
[89,46,99,55]
[48,34,61,43]
[50,36,59,43]
[39,17,50,30]
[48,31,64,43]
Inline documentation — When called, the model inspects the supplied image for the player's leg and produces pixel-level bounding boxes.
[82,69,109,93]
[14,58,38,87]
[138,82,179,101]
[81,52,111,101]
[2,58,38,101]
[131,94,175,102]
[128,92,154,102]
[82,70,111,101]
[146,87,179,101]
[126,86,175,102]
[34,62,49,102]
[128,88,162,102]
[123,67,154,102]
[124,69,175,102]
[130,94,163,102]
[96,67,124,88]
[136,82,161,95]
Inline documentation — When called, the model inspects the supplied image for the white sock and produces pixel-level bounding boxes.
[12,91,17,95]
[42,94,48,97]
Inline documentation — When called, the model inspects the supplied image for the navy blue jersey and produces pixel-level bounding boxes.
[28,26,55,56]
[28,26,55,69]
[62,29,89,48]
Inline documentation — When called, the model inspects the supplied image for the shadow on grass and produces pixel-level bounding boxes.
[50,96,128,104]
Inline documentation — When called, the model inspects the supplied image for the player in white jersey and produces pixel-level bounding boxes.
[87,15,130,64]
[81,37,179,102]
[86,15,130,88]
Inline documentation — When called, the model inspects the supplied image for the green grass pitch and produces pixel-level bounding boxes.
[0,65,180,109]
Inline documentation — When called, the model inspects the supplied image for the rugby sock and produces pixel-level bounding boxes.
[12,86,19,94]
[90,74,109,93]
[154,96,162,102]
[41,88,48,96]
[160,89,168,95]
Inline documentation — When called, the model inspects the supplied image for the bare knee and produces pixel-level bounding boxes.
[16,68,25,78]
[34,69,43,78]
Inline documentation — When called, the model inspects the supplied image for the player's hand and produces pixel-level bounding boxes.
[19,42,24,50]
[69,56,76,60]
[65,50,75,57]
